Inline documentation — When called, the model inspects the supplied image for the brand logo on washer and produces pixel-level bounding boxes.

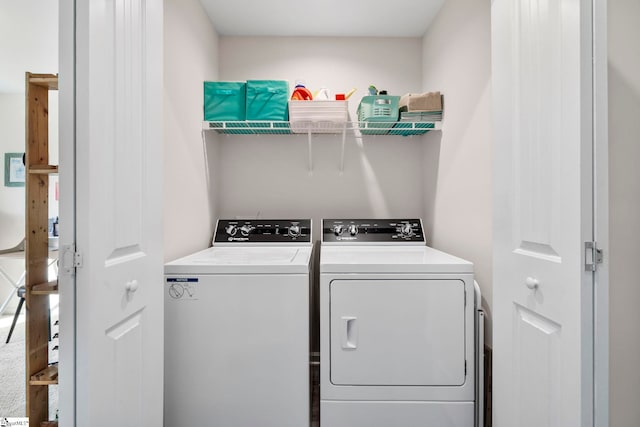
[167,278,199,300]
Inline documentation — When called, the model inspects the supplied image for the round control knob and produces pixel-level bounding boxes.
[240,225,253,237]
[288,225,301,238]
[333,225,344,236]
[400,223,413,237]
[348,224,358,236]
[225,224,238,237]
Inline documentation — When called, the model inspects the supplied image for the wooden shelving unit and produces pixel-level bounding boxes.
[31,280,59,295]
[25,72,59,426]
[29,165,59,175]
[30,365,59,386]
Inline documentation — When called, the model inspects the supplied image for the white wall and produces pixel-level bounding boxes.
[608,0,640,425]
[0,0,59,93]
[163,0,220,261]
[0,94,27,310]
[167,6,493,339]
[0,1,59,311]
[421,0,493,341]
[217,37,426,237]
[0,94,27,248]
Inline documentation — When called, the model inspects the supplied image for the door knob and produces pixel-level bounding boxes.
[126,280,139,293]
[525,277,539,290]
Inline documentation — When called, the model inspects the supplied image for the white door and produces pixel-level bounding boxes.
[492,0,603,425]
[71,0,164,425]
[329,279,466,386]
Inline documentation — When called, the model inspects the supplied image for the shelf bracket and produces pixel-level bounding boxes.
[339,126,347,173]
[307,130,313,174]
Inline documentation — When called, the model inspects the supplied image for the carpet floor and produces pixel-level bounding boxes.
[0,312,59,420]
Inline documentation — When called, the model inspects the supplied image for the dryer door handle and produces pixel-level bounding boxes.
[341,316,358,350]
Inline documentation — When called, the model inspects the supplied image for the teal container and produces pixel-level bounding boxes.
[246,80,289,121]
[357,95,400,135]
[203,81,246,121]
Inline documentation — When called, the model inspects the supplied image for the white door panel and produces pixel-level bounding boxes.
[330,279,465,386]
[74,0,163,425]
[513,305,562,426]
[106,312,144,426]
[492,0,594,425]
[511,0,563,265]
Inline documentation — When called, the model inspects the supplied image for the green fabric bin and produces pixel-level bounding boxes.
[246,80,289,121]
[204,81,246,121]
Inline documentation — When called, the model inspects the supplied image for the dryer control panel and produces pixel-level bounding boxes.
[213,219,312,244]
[322,219,425,244]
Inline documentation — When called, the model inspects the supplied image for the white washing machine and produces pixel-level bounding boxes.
[164,219,313,427]
[320,219,484,427]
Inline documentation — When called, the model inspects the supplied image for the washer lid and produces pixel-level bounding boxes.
[320,245,472,274]
[165,246,313,274]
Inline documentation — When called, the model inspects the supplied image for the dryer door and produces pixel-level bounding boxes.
[330,279,466,386]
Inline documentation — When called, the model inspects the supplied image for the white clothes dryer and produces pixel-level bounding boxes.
[320,219,484,427]
[164,219,313,427]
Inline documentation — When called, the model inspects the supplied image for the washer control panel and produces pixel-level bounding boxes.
[322,219,425,244]
[213,219,312,244]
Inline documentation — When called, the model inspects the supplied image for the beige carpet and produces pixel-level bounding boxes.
[0,312,59,420]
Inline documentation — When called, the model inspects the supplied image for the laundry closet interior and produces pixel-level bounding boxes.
[164,0,493,312]
[207,37,431,240]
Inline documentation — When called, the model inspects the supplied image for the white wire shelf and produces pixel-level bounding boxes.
[201,120,442,173]
[202,120,442,136]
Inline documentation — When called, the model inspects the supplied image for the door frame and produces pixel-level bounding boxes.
[58,0,76,425]
[593,0,609,425]
[56,0,609,425]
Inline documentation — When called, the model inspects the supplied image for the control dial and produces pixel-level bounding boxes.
[240,225,253,237]
[399,223,413,237]
[333,224,344,236]
[225,224,238,236]
[348,224,358,236]
[288,225,301,238]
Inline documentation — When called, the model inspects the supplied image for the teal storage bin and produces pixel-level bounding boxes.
[357,95,400,135]
[204,81,246,121]
[246,80,289,121]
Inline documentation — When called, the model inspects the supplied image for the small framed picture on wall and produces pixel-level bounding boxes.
[4,152,25,187]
